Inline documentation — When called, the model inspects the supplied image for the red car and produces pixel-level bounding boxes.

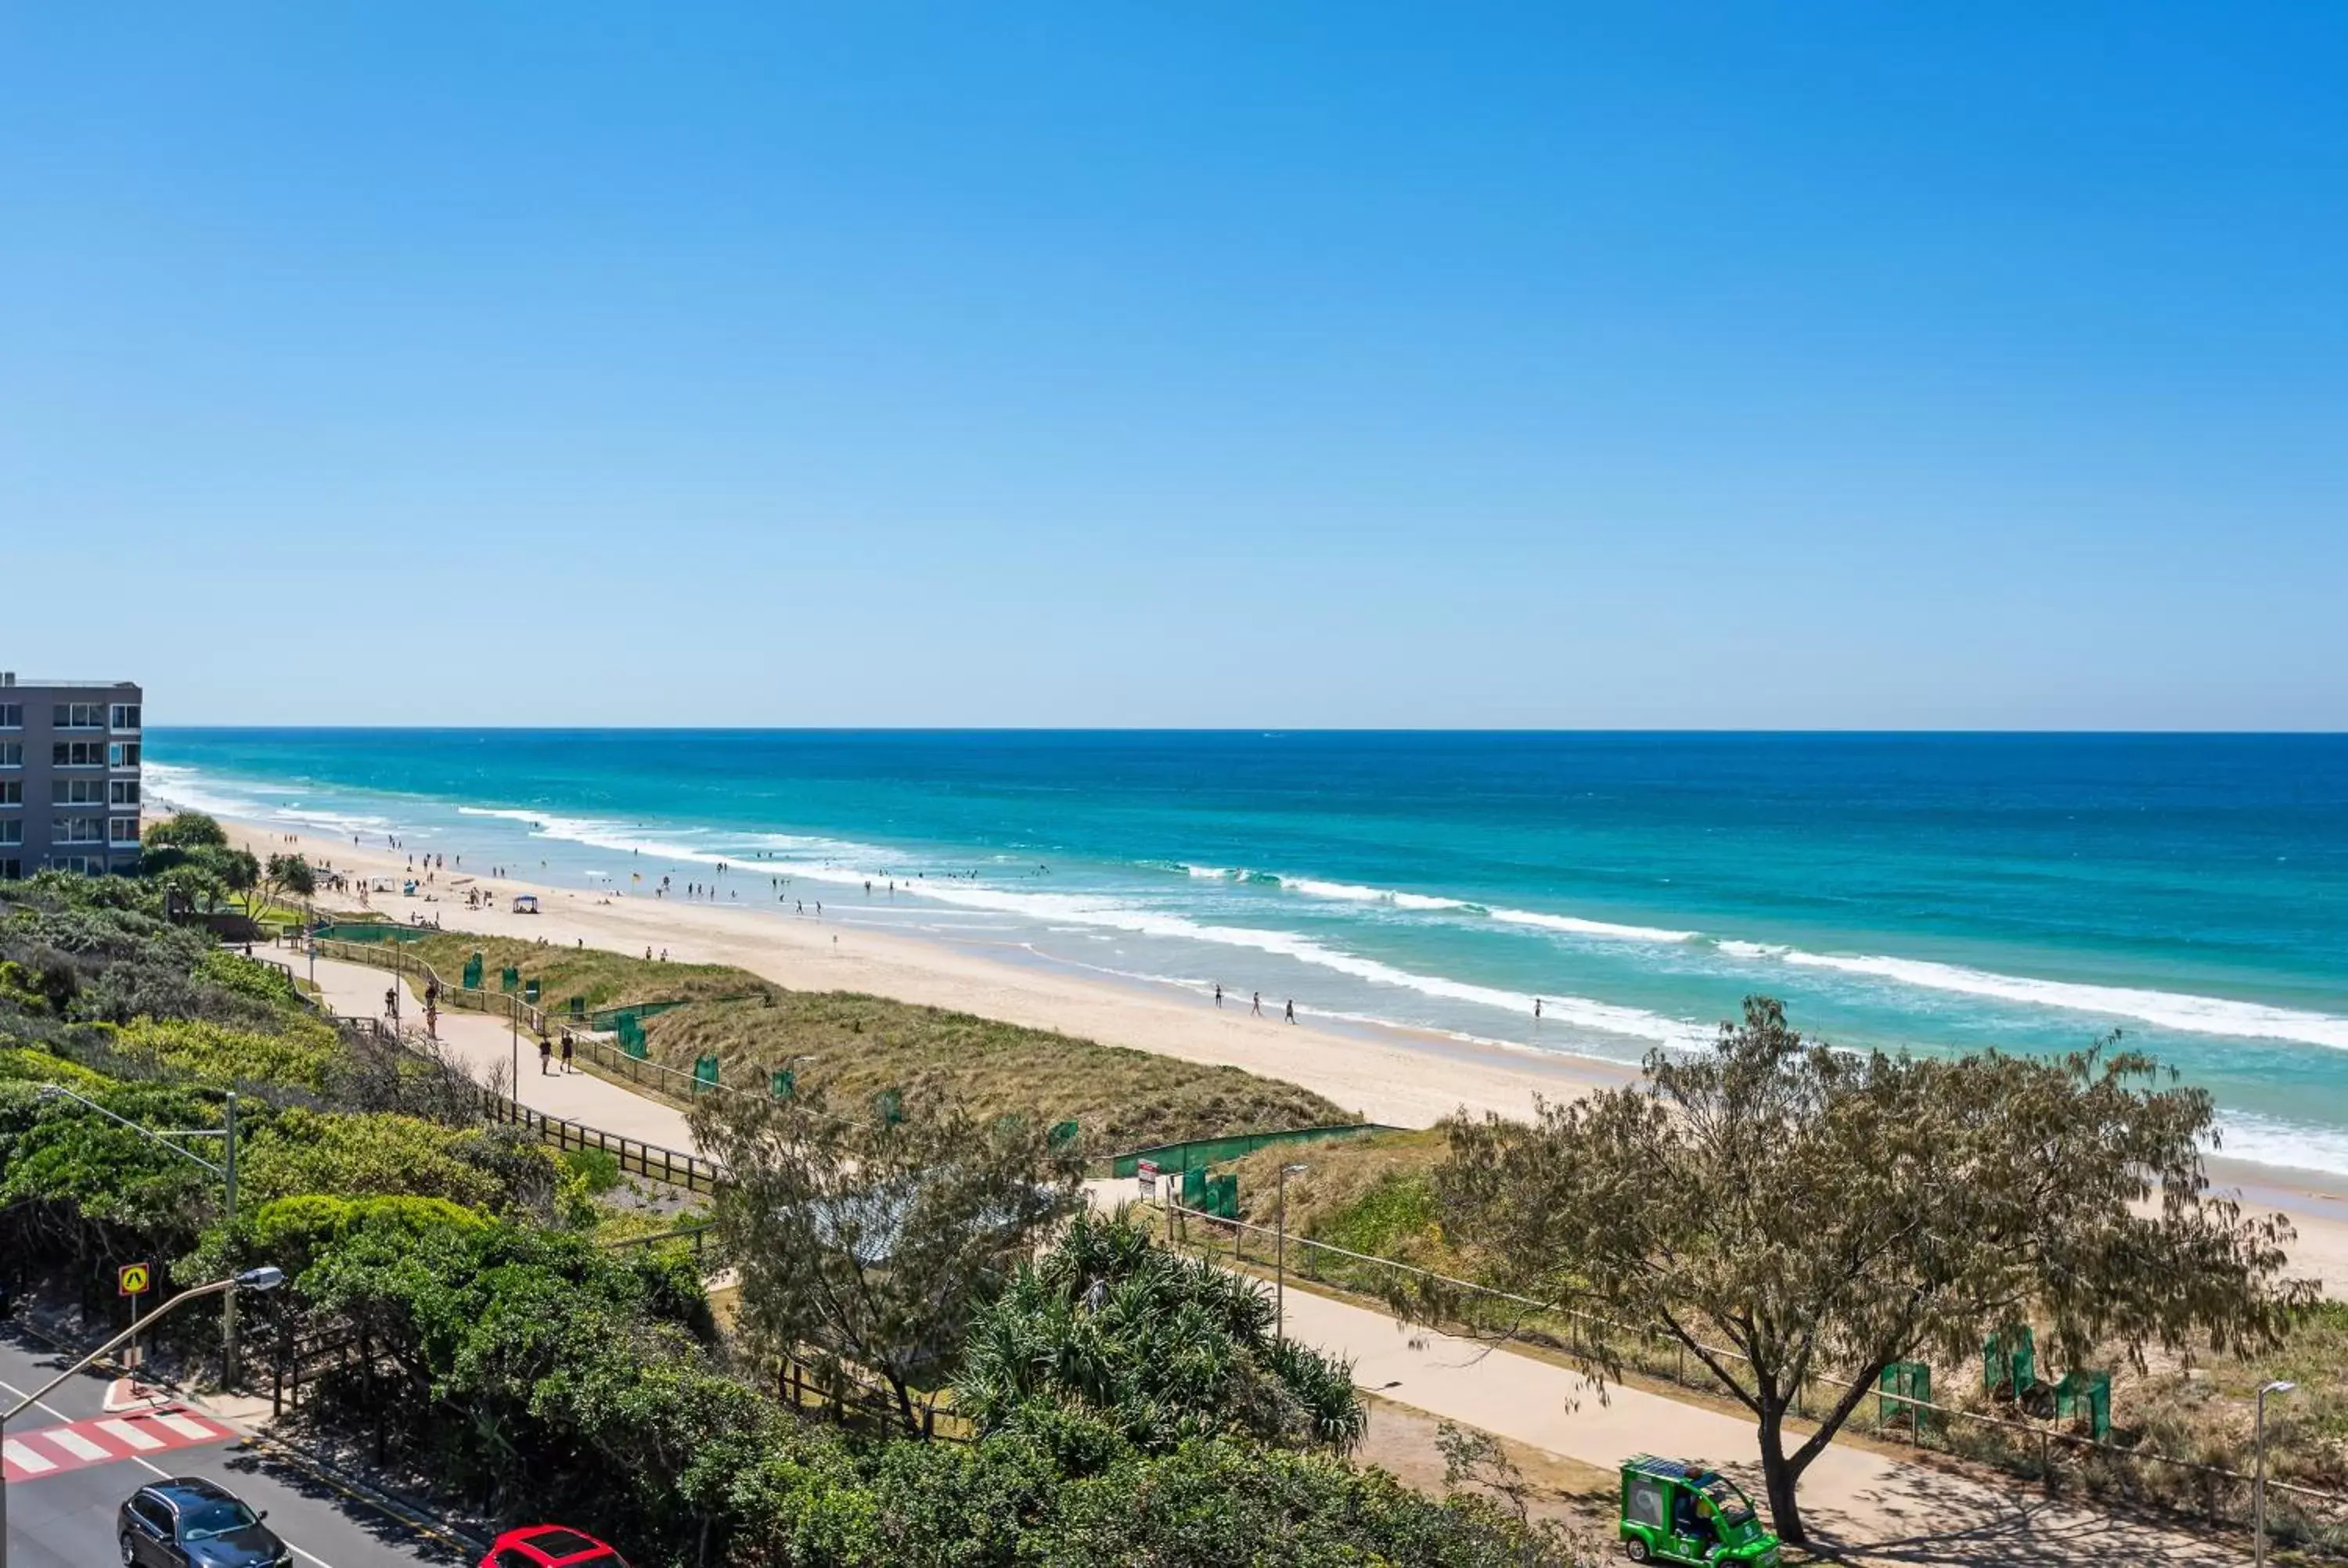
[480,1525,629,1567]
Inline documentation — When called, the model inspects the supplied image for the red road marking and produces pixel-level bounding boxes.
[0,1406,232,1481]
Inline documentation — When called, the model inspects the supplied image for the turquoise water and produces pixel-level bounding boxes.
[148,731,2348,1175]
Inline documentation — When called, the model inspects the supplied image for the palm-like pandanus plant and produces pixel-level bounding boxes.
[955,1208,1366,1455]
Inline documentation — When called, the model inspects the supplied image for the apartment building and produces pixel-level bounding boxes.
[0,672,144,878]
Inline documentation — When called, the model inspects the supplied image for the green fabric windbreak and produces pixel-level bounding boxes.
[586,998,691,1033]
[1110,1123,1399,1179]
[314,922,435,944]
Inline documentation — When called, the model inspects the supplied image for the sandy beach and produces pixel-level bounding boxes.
[211,812,2348,1297]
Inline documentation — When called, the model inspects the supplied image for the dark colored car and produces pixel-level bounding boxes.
[480,1524,630,1566]
[117,1477,293,1567]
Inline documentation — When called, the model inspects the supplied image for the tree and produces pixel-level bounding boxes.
[142,811,227,852]
[1424,998,2312,1545]
[690,1086,1086,1433]
[262,852,316,905]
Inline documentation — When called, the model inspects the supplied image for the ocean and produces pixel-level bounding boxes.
[146,730,2348,1178]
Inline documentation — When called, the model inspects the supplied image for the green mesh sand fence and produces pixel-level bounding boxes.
[1111,1123,1399,1178]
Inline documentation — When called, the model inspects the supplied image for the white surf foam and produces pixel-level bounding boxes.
[2207,1111,2348,1181]
[1266,871,1697,940]
[1488,908,1699,943]
[481,813,1703,1047]
[142,763,270,822]
[1775,949,2348,1051]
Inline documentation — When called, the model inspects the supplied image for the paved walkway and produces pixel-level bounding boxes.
[307,953,700,1152]
[312,950,2238,1564]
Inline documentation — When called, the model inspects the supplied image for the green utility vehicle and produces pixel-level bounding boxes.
[1618,1456,1781,1566]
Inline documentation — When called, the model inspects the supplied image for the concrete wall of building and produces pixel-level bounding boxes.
[0,673,143,877]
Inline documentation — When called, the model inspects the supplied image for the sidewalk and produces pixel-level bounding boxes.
[306,952,700,1153]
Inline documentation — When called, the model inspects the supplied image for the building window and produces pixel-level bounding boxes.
[0,705,20,728]
[0,822,22,847]
[110,779,140,807]
[52,779,107,806]
[0,743,20,767]
[110,741,142,768]
[52,740,106,768]
[110,703,142,730]
[0,781,21,805]
[109,818,139,844]
[53,703,106,729]
[0,858,19,879]
[54,816,105,844]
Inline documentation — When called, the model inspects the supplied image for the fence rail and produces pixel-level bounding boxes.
[477,1089,726,1195]
[1150,1192,2348,1550]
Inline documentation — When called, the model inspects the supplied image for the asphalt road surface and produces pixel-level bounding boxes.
[2,1328,470,1568]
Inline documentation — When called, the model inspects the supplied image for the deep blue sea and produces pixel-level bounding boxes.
[148,731,2348,1177]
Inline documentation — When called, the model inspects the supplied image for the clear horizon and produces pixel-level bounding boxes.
[5,5,2344,729]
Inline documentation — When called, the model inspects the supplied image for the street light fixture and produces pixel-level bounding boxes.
[2256,1379,2296,1566]
[1276,1162,1308,1345]
[1,1267,284,1568]
[34,1085,245,1382]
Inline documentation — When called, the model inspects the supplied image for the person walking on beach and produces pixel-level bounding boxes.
[1251,991,1262,1016]
[1284,999,1295,1024]
[1214,982,1223,1006]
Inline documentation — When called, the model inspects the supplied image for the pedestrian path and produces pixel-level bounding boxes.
[305,953,700,1153]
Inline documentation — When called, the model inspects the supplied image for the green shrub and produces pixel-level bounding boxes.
[110,1016,343,1092]
[240,1107,557,1214]
[193,948,304,1008]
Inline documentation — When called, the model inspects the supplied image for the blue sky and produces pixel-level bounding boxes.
[4,4,2343,728]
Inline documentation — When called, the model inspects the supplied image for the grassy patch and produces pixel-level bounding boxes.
[1229,1128,1449,1244]
[391,931,1348,1150]
[397,932,745,1016]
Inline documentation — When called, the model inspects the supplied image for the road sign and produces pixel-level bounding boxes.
[1137,1159,1159,1199]
[118,1262,151,1297]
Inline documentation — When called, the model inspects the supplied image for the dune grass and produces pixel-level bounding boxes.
[392,931,1348,1152]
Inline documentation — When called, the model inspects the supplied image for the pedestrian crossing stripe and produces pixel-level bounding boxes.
[2,1438,56,1474]
[0,1408,231,1482]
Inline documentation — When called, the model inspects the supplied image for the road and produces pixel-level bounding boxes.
[2,1329,470,1568]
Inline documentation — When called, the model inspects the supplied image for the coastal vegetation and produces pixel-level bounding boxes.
[1263,1000,2312,1545]
[382,928,1350,1149]
[2,844,1591,1565]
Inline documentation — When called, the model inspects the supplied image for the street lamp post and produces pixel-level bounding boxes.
[1276,1162,1308,1346]
[1,1267,284,1568]
[2256,1379,2296,1566]
[35,1087,244,1380]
